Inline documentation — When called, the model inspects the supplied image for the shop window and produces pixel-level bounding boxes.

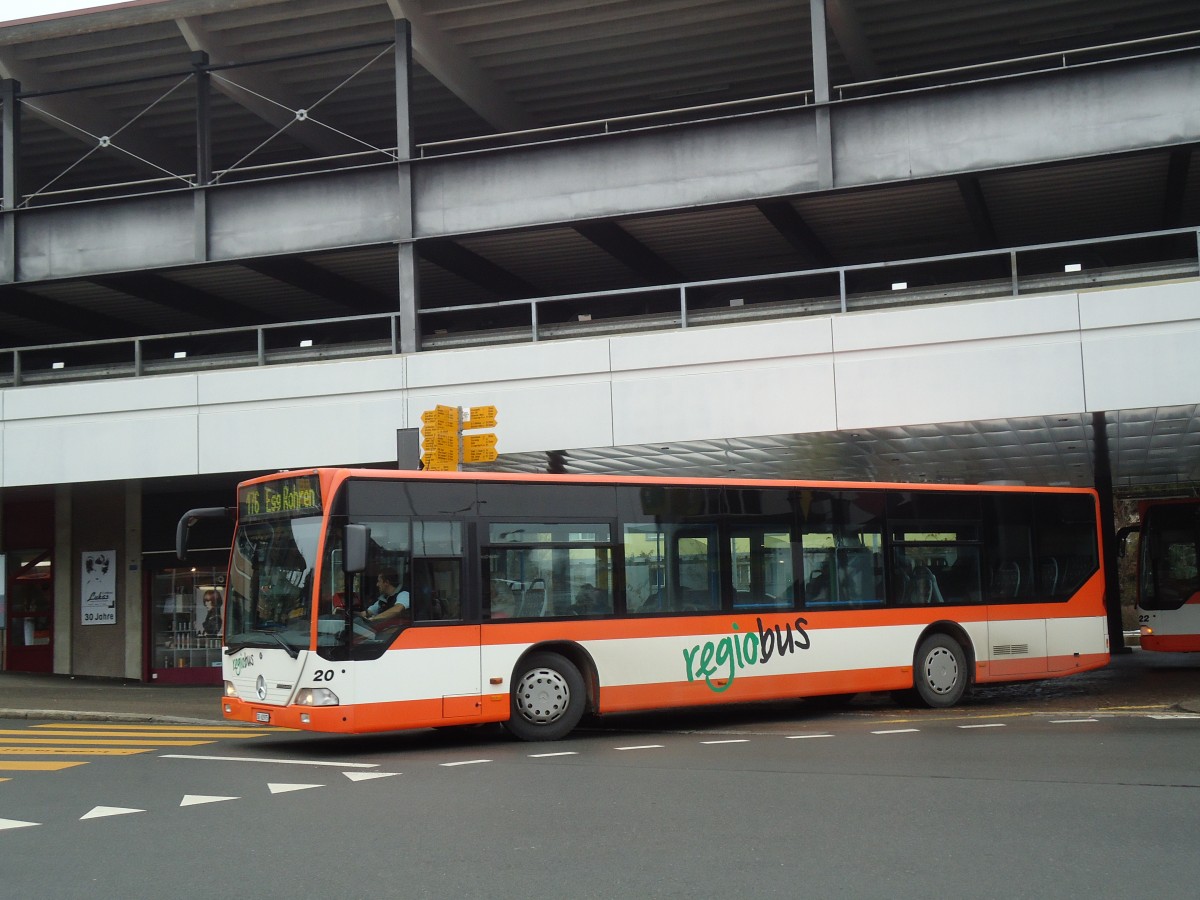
[150,563,226,678]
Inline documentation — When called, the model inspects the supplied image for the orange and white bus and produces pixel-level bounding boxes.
[178,468,1110,740]
[1134,499,1200,652]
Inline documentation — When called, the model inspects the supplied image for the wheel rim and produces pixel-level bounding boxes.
[923,646,959,695]
[514,666,571,725]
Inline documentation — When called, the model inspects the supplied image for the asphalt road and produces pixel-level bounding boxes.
[2,683,1199,900]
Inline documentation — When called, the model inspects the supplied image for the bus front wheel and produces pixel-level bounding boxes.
[912,634,968,708]
[503,652,586,741]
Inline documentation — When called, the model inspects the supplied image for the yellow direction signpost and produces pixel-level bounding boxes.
[420,404,461,471]
[462,405,498,430]
[462,432,499,463]
[418,404,499,470]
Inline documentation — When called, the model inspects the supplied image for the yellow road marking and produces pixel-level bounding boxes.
[30,723,293,733]
[0,737,214,747]
[0,747,152,756]
[0,761,88,771]
[10,729,271,739]
[1098,705,1168,711]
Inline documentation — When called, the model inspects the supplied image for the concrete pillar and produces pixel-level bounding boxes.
[1091,411,1127,653]
[53,485,72,674]
[123,481,143,679]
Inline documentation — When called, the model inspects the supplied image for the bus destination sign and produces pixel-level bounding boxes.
[238,475,322,520]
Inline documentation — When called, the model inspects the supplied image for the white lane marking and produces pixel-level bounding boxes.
[80,806,144,820]
[786,734,834,740]
[1049,718,1099,724]
[161,754,377,768]
[529,751,578,758]
[440,759,492,767]
[1148,714,1200,720]
[701,739,749,745]
[871,728,920,735]
[180,795,239,807]
[958,723,1007,729]
[344,772,399,782]
[615,744,664,751]
[0,817,40,830]
[268,783,323,794]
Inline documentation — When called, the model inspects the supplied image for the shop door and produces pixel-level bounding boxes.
[5,551,54,673]
[147,559,226,685]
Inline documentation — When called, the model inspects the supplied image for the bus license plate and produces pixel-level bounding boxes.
[255,711,271,723]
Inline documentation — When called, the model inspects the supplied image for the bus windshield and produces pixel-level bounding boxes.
[1140,504,1200,611]
[225,516,322,655]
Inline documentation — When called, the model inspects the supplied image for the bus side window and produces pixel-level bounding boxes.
[411,558,462,621]
[410,521,463,622]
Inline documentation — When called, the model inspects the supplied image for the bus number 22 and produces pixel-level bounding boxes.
[313,669,335,682]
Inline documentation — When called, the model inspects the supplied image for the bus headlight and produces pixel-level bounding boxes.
[295,687,340,707]
[224,681,239,698]
[1140,625,1154,636]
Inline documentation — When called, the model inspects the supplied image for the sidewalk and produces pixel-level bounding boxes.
[0,672,224,724]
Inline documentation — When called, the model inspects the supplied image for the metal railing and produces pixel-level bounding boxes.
[3,226,1196,388]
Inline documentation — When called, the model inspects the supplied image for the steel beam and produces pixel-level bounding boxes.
[755,200,834,267]
[242,258,390,315]
[0,286,133,338]
[574,221,681,284]
[1,78,18,284]
[89,272,260,326]
[418,239,538,299]
[396,18,419,354]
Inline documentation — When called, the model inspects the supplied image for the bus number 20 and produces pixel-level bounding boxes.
[313,669,335,682]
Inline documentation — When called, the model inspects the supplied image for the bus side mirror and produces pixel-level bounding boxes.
[176,507,234,561]
[1115,524,1140,560]
[343,524,370,574]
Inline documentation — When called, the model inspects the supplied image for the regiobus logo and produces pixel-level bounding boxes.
[682,617,811,693]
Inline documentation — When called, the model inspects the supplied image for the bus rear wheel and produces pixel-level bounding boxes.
[503,652,586,742]
[912,633,968,708]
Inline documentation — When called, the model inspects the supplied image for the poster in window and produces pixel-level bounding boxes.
[81,550,117,625]
[195,586,223,637]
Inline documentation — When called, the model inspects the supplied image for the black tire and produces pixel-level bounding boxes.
[912,633,969,708]
[502,652,586,742]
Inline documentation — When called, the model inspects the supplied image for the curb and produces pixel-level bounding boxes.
[0,708,230,726]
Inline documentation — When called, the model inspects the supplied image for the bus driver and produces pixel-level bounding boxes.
[363,568,410,623]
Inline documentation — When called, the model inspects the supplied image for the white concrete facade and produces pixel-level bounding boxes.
[0,280,1194,488]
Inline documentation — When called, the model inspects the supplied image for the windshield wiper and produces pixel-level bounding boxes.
[256,629,300,659]
[223,630,299,659]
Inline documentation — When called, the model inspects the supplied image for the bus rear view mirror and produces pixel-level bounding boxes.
[176,507,234,561]
[343,524,370,574]
[1115,524,1140,559]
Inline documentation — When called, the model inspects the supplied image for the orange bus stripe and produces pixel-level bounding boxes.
[1140,634,1200,652]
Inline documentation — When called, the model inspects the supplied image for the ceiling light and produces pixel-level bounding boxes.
[173,351,187,359]
[51,361,65,369]
[1064,263,1082,272]
[891,282,908,291]
[299,339,313,348]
